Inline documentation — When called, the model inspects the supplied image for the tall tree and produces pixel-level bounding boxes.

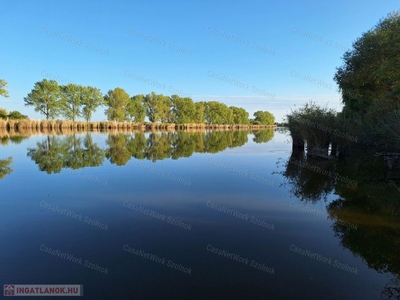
[61,84,83,122]
[171,95,196,123]
[230,106,250,124]
[82,86,104,122]
[104,88,130,122]
[334,11,400,115]
[24,79,63,120]
[253,111,275,125]
[144,92,172,123]
[205,101,233,124]
[0,79,9,98]
[127,94,146,122]
[194,102,205,124]
[0,108,7,119]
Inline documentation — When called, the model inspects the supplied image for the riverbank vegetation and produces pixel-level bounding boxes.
[287,11,400,157]
[0,77,275,128]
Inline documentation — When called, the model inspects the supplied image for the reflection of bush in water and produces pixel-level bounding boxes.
[0,157,13,179]
[252,130,274,143]
[280,148,400,298]
[27,130,267,171]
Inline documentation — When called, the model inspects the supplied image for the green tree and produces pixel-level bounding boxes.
[334,11,400,115]
[144,92,172,123]
[61,84,83,122]
[0,79,9,98]
[81,86,104,122]
[105,88,130,122]
[205,101,233,124]
[127,94,146,122]
[8,111,28,120]
[171,95,196,123]
[194,102,205,123]
[230,106,250,124]
[0,108,7,119]
[24,79,63,120]
[253,110,275,125]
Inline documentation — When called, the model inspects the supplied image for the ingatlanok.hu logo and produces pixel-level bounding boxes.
[3,284,83,296]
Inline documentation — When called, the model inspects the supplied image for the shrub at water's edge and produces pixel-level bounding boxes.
[287,11,400,155]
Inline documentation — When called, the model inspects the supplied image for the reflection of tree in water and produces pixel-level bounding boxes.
[0,135,29,146]
[103,130,255,164]
[205,131,232,153]
[0,157,13,179]
[229,131,248,148]
[280,149,400,299]
[26,130,273,167]
[27,136,69,174]
[252,129,274,143]
[144,132,174,162]
[105,134,132,166]
[28,134,105,173]
[82,134,106,167]
[127,133,146,160]
[171,132,197,159]
[280,149,336,202]
[327,180,400,299]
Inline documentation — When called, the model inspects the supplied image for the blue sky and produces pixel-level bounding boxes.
[1,0,398,122]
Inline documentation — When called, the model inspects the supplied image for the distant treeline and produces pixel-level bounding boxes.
[0,78,275,126]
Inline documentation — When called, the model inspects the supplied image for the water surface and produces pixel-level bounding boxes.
[0,129,398,299]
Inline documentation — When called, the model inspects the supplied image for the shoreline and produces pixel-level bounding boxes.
[0,119,276,132]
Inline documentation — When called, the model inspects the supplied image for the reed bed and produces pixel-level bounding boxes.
[0,119,277,136]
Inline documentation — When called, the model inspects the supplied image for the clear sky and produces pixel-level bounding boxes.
[1,0,398,122]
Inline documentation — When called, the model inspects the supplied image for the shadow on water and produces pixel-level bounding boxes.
[277,147,400,299]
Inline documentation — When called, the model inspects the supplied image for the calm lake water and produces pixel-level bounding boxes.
[0,129,399,299]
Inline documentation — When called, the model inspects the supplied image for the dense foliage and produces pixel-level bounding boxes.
[19,79,275,125]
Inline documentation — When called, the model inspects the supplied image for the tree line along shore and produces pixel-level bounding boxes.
[0,77,276,128]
